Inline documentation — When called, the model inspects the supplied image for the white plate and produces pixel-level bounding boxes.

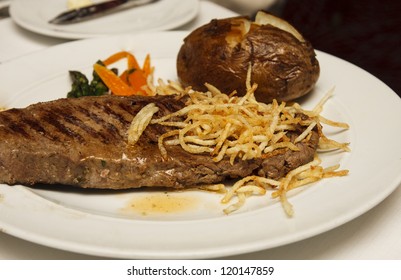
[9,0,199,39]
[0,31,400,259]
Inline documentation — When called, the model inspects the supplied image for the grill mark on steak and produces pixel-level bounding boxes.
[0,109,60,142]
[0,110,31,138]
[42,109,86,143]
[55,105,122,144]
[0,94,319,189]
[62,113,98,137]
[93,100,130,126]
[118,101,142,117]
[21,116,60,142]
[21,117,46,135]
[73,105,123,144]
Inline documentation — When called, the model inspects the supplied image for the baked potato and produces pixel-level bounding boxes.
[176,11,320,103]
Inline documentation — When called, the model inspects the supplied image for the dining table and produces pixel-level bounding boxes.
[0,0,400,260]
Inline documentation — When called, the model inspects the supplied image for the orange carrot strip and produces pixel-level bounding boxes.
[142,54,152,77]
[126,53,141,71]
[103,51,141,70]
[93,64,136,96]
[119,70,129,84]
[102,51,127,65]
[127,69,147,94]
[95,51,153,96]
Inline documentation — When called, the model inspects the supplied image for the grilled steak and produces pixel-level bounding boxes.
[0,95,318,189]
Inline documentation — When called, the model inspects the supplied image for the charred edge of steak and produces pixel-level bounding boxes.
[0,94,319,189]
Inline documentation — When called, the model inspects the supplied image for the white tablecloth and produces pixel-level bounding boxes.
[0,0,400,260]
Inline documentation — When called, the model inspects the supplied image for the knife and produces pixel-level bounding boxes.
[49,0,158,25]
[0,5,10,19]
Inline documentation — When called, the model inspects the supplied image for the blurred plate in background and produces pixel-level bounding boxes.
[9,0,199,39]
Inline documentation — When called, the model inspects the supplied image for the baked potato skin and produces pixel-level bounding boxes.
[177,16,320,103]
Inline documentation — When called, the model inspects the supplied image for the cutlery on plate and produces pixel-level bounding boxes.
[49,0,159,24]
[0,5,9,19]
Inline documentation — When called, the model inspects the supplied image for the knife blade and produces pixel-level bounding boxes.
[49,0,158,25]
